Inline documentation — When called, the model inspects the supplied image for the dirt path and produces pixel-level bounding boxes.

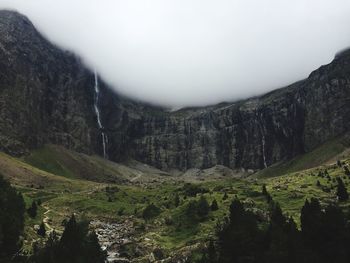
[42,205,54,232]
[130,171,142,182]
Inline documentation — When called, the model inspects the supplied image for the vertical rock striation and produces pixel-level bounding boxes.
[0,10,350,171]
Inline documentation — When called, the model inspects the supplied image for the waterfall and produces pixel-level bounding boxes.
[261,133,267,168]
[94,71,108,159]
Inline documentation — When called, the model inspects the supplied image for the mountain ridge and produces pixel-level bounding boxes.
[1,10,350,171]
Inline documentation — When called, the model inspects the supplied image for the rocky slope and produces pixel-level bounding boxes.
[1,10,350,171]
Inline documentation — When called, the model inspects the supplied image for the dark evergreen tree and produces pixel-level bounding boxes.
[211,199,219,211]
[27,201,38,218]
[344,166,350,176]
[197,196,210,218]
[336,177,349,201]
[59,214,85,262]
[207,240,217,263]
[337,160,342,167]
[85,231,107,263]
[0,175,25,260]
[217,198,262,263]
[174,193,180,207]
[32,216,106,263]
[142,203,161,220]
[37,222,46,237]
[262,184,268,196]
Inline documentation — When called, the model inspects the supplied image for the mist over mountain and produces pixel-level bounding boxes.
[1,0,350,107]
[2,6,350,263]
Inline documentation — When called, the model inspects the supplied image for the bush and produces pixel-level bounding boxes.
[185,196,210,221]
[142,204,161,220]
[182,183,208,197]
[37,222,46,237]
[174,193,180,207]
[211,199,219,211]
[336,177,349,201]
[197,196,210,218]
[27,201,38,218]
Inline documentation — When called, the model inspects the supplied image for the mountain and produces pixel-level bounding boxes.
[1,10,350,172]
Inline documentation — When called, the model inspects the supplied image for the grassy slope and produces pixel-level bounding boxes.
[22,144,169,183]
[255,134,350,178]
[1,136,350,259]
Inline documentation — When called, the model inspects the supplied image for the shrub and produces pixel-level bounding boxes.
[142,204,161,220]
[211,199,219,211]
[37,222,46,237]
[182,183,208,197]
[27,201,38,218]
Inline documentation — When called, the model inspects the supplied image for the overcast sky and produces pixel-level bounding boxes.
[1,0,350,107]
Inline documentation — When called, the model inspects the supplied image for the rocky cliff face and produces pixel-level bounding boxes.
[1,10,350,171]
[0,10,98,155]
[102,50,350,171]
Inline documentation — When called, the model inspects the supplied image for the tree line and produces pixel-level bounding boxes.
[0,174,106,263]
[201,190,350,263]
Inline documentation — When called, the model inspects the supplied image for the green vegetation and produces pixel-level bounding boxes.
[31,215,106,263]
[1,141,350,260]
[0,174,25,261]
[201,197,350,263]
[256,134,350,178]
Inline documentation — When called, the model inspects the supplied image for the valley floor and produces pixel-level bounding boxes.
[1,142,350,262]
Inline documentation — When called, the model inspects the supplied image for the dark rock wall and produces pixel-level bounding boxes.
[1,10,350,171]
[0,10,98,155]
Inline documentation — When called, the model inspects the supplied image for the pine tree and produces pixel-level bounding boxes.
[0,174,25,259]
[174,193,180,207]
[336,177,349,201]
[262,184,268,196]
[337,160,342,167]
[85,231,106,263]
[270,202,286,227]
[197,196,210,218]
[37,222,46,237]
[59,214,84,262]
[344,166,350,176]
[207,240,217,263]
[211,199,219,211]
[27,201,38,218]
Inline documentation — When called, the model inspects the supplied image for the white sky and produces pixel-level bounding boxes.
[1,0,350,107]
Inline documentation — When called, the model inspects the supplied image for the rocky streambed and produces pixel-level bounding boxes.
[90,219,202,263]
[90,219,135,263]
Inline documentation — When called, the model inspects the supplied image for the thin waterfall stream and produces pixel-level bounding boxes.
[94,71,108,159]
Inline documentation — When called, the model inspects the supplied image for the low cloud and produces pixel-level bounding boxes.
[1,0,350,107]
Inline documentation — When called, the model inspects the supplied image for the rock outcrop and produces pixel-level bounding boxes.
[1,10,350,171]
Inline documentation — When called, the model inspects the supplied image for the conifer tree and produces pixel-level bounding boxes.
[174,193,180,207]
[262,184,268,196]
[0,175,25,259]
[198,195,210,218]
[27,201,38,218]
[207,240,217,263]
[37,222,46,237]
[336,177,349,201]
[211,199,219,211]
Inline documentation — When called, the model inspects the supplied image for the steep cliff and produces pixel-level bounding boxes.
[0,10,97,155]
[103,51,350,171]
[1,10,350,171]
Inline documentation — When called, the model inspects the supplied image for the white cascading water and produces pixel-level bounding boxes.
[261,133,267,168]
[94,71,108,159]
